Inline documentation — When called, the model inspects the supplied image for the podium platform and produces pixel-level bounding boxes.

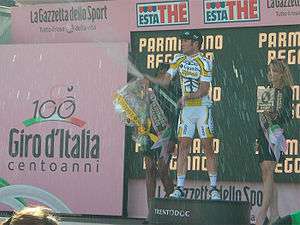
[149,198,251,225]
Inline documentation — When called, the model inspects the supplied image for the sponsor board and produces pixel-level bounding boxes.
[204,0,260,23]
[136,1,189,27]
[128,179,300,224]
[266,0,300,17]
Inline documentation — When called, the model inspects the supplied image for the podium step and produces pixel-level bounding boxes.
[149,198,250,225]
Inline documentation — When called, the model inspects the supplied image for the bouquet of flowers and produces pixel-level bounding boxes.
[259,113,287,162]
[113,79,158,146]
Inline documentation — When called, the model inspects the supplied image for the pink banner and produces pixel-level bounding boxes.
[11,1,131,43]
[0,42,127,215]
[11,0,300,44]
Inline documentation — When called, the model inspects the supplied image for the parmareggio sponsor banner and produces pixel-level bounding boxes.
[129,25,300,182]
[0,43,127,215]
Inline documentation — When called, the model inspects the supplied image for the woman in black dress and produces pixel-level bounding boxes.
[256,59,294,225]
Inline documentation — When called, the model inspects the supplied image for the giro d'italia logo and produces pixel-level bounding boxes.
[23,85,85,127]
[204,0,260,24]
[136,1,190,27]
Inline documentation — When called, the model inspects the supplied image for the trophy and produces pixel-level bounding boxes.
[256,86,283,113]
[256,86,286,161]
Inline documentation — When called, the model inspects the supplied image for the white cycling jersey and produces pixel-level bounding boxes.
[167,52,214,138]
[167,52,213,107]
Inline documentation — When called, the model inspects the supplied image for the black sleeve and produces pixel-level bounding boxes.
[274,87,293,126]
[271,215,292,225]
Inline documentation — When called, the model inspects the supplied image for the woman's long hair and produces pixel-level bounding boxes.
[268,59,294,87]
